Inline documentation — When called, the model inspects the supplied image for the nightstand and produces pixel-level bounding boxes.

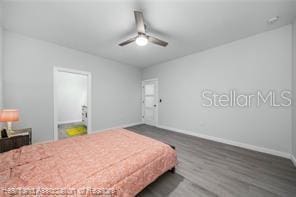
[0,128,32,153]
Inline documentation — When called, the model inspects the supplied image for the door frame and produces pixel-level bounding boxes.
[53,66,92,141]
[142,78,159,126]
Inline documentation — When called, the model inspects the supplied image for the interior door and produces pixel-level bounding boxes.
[142,79,158,126]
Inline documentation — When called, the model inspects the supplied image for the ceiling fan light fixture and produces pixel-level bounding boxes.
[118,11,168,47]
[136,35,148,46]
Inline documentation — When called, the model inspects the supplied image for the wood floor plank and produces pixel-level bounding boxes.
[126,124,296,197]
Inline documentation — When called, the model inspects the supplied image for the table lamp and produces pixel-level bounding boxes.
[0,109,19,135]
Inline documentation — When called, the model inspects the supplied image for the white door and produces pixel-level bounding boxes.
[142,79,158,126]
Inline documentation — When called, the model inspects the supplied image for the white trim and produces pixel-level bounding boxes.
[53,66,92,141]
[142,79,159,127]
[57,119,82,125]
[142,78,158,82]
[157,125,291,159]
[92,122,143,133]
[33,140,53,145]
[291,155,296,167]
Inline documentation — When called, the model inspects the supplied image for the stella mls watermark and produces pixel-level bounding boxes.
[201,89,292,108]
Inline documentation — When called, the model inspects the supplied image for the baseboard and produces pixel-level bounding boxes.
[291,155,296,167]
[35,122,142,144]
[94,122,143,133]
[34,140,53,145]
[157,125,291,159]
[58,119,82,124]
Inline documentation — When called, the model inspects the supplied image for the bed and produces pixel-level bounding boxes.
[0,128,177,196]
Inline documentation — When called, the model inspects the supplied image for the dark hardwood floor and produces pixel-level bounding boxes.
[126,124,296,197]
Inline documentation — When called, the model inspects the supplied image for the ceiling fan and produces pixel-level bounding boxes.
[119,11,168,47]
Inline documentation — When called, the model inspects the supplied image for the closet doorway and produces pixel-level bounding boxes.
[54,67,92,140]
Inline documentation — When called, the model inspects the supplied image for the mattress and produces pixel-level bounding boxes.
[0,129,177,196]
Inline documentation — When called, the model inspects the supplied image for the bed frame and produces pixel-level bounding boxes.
[169,144,176,173]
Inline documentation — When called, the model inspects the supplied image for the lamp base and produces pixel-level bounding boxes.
[7,122,14,136]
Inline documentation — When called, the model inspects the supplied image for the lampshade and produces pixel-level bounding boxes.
[0,109,19,122]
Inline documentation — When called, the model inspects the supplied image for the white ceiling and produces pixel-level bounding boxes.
[3,0,296,67]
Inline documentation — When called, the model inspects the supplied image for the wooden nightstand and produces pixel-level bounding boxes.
[0,128,32,153]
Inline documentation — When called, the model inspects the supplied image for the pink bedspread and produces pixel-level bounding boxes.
[0,129,177,196]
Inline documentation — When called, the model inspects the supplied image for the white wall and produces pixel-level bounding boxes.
[57,72,87,123]
[0,3,3,108]
[143,25,292,154]
[0,27,2,109]
[292,20,296,159]
[3,31,142,143]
